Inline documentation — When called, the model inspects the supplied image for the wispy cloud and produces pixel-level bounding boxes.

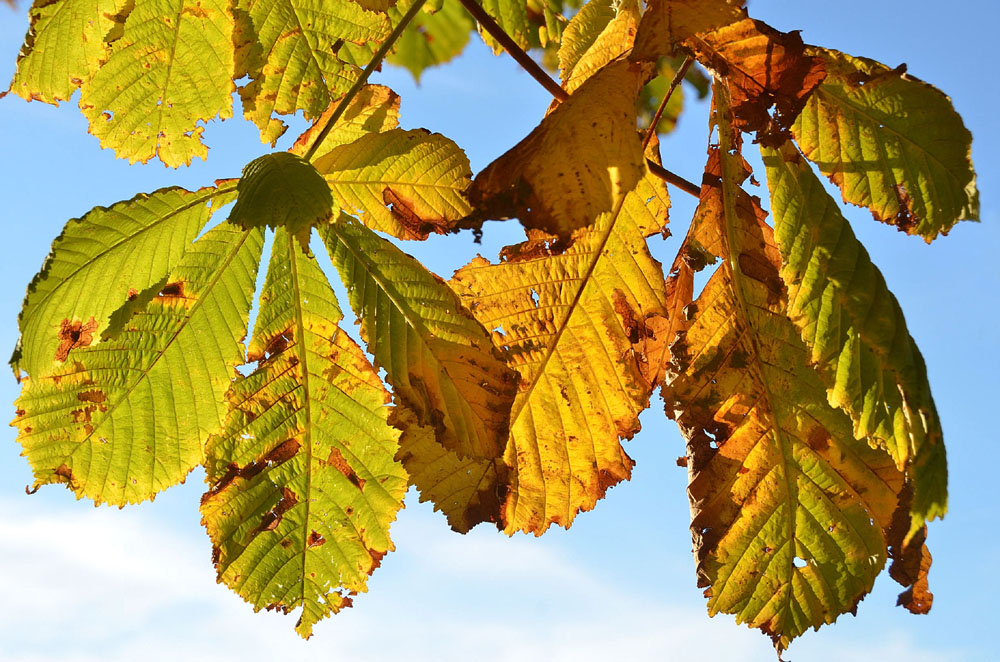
[0,496,961,662]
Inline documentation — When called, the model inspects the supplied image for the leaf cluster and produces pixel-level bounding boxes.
[5,0,978,653]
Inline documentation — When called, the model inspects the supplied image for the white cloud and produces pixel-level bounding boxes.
[0,496,962,662]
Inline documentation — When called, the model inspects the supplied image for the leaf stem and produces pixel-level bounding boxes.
[456,0,700,198]
[303,0,429,162]
[642,56,692,150]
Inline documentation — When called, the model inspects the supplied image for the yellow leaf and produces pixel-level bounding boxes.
[452,169,669,534]
[664,81,932,652]
[467,59,648,241]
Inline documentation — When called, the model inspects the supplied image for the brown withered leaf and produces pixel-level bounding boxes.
[632,2,825,142]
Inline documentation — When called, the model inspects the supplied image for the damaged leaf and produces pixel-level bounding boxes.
[312,129,474,241]
[451,169,669,534]
[201,228,407,638]
[761,140,947,533]
[78,0,235,166]
[664,83,934,653]
[234,0,391,144]
[11,184,236,380]
[13,222,263,505]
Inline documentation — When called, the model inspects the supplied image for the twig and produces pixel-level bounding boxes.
[303,0,429,162]
[642,56,692,150]
[457,0,569,102]
[456,0,699,198]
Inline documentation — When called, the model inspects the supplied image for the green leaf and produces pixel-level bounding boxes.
[761,140,947,531]
[478,0,531,53]
[451,169,670,534]
[312,128,474,241]
[319,215,517,461]
[11,184,237,380]
[234,0,391,144]
[388,0,475,80]
[229,152,333,250]
[7,0,127,104]
[13,222,264,505]
[791,48,978,240]
[202,228,407,638]
[78,0,235,166]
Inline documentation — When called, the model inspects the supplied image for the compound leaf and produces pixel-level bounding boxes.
[201,228,407,638]
[78,0,235,166]
[320,216,517,462]
[451,169,669,534]
[761,140,947,531]
[13,222,264,505]
[791,48,978,240]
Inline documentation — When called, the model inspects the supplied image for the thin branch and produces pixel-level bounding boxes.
[456,0,699,198]
[642,56,692,150]
[457,0,569,102]
[303,0,428,162]
[648,161,700,198]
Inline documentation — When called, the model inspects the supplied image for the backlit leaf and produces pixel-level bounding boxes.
[634,1,825,142]
[664,82,927,652]
[234,0,391,144]
[320,216,517,461]
[791,48,978,240]
[451,169,669,534]
[312,129,474,241]
[78,0,235,166]
[761,140,947,531]
[467,59,647,241]
[290,85,402,157]
[558,0,638,94]
[7,0,127,103]
[201,228,407,638]
[388,0,474,80]
[11,184,236,380]
[13,222,264,505]
[392,407,507,533]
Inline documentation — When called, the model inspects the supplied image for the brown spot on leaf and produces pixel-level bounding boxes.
[369,549,386,571]
[383,187,443,240]
[54,464,75,484]
[55,317,97,362]
[158,281,185,298]
[892,184,918,234]
[307,531,326,548]
[806,427,831,453]
[326,447,366,490]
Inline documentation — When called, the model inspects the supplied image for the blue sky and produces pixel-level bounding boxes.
[0,1,997,660]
